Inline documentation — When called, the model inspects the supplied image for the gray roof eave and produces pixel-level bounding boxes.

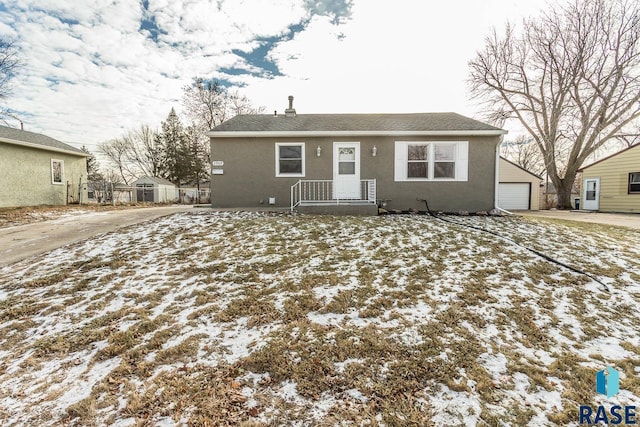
[208,129,508,138]
[1,137,88,157]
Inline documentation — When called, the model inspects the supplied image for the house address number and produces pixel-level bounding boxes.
[212,160,224,167]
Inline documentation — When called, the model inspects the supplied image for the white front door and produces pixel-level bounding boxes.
[583,178,600,210]
[333,142,360,199]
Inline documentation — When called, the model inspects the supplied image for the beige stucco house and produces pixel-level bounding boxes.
[498,157,542,210]
[578,144,640,213]
[0,125,88,208]
[208,97,507,214]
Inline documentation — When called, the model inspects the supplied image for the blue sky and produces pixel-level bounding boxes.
[0,0,548,151]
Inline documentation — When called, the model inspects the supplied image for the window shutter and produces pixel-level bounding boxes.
[456,141,468,181]
[394,142,407,181]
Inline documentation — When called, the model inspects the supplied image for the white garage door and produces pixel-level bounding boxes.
[498,183,530,210]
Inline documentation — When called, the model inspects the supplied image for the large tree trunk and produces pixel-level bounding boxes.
[554,174,577,210]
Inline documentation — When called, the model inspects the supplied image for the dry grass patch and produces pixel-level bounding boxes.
[1,212,639,425]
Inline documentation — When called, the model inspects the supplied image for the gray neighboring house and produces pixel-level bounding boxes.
[0,125,88,208]
[208,97,507,214]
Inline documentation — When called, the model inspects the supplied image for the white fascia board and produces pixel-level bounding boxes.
[0,137,88,157]
[208,129,508,138]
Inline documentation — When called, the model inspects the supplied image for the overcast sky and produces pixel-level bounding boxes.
[0,0,550,151]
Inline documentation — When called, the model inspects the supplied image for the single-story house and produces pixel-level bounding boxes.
[131,176,177,203]
[208,97,507,214]
[578,144,640,212]
[0,125,88,208]
[498,157,542,210]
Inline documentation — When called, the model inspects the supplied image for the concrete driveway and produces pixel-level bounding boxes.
[0,205,193,267]
[517,210,640,230]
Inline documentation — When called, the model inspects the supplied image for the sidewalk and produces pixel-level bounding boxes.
[517,210,640,230]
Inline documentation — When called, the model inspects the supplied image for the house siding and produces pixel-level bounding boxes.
[498,158,541,210]
[210,135,500,212]
[581,145,640,213]
[0,142,87,208]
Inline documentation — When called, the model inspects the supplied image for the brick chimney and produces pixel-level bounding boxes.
[284,95,296,117]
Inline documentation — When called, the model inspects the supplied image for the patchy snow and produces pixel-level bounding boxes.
[478,352,508,381]
[429,385,483,426]
[0,211,639,425]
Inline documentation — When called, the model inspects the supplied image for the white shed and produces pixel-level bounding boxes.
[132,176,177,203]
[498,157,543,210]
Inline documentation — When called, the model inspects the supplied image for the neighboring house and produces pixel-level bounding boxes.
[498,157,542,210]
[131,176,177,203]
[0,125,88,208]
[208,97,507,214]
[578,144,640,212]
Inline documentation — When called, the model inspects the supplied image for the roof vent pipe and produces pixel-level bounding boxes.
[285,95,296,117]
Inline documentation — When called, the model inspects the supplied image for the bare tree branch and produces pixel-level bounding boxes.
[98,125,161,185]
[469,0,640,208]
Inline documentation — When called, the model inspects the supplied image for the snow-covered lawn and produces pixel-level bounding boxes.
[0,211,639,426]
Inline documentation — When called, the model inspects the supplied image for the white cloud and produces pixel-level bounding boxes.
[1,0,549,153]
[243,0,551,116]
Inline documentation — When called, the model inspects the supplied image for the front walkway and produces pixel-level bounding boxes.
[517,210,640,230]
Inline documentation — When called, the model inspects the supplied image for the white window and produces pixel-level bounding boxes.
[275,143,305,177]
[394,141,468,182]
[407,144,429,178]
[51,159,64,184]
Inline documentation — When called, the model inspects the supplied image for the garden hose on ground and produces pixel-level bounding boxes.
[415,198,611,293]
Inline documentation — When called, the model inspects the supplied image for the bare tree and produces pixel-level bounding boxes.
[501,135,546,177]
[615,119,640,147]
[182,78,227,129]
[99,125,162,184]
[182,77,265,130]
[100,137,134,184]
[469,0,640,208]
[225,88,266,117]
[0,39,19,100]
[129,125,163,177]
[0,38,21,122]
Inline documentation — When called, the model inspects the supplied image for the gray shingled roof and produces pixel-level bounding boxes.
[211,112,504,133]
[0,125,86,156]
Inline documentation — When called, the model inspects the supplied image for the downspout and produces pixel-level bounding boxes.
[494,136,512,215]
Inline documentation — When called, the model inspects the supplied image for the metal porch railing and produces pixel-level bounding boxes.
[290,179,376,211]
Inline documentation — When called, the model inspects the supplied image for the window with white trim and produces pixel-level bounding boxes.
[394,141,468,181]
[51,159,64,184]
[434,143,456,178]
[276,142,305,177]
[629,172,640,194]
[407,144,429,178]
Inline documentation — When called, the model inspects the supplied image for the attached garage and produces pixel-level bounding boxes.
[498,157,542,210]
